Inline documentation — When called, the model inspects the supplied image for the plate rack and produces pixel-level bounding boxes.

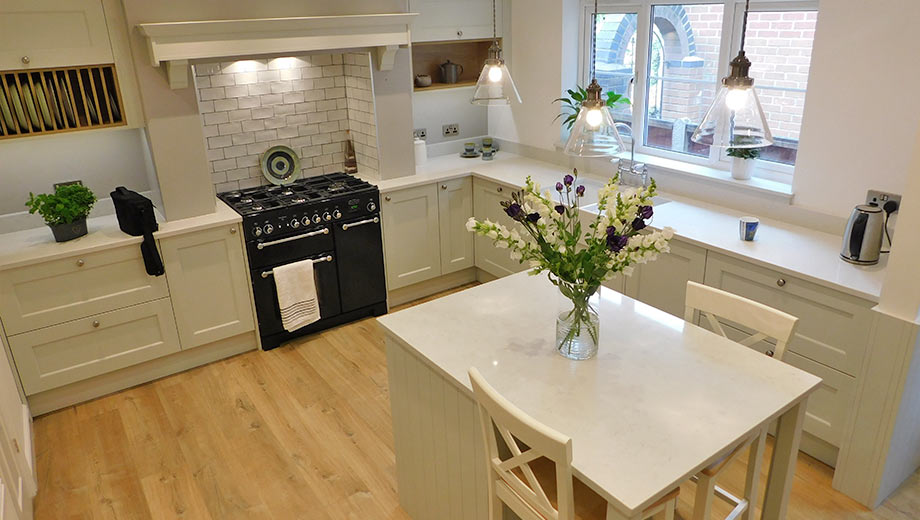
[0,64,126,140]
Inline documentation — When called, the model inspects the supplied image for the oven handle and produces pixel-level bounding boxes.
[260,255,333,278]
[341,216,379,231]
[256,227,329,250]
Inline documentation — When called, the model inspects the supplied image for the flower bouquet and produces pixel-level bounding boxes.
[466,169,674,359]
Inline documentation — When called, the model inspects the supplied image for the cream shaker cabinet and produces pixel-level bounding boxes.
[160,225,255,349]
[0,0,113,70]
[472,178,527,278]
[382,184,443,290]
[438,177,475,275]
[0,331,34,520]
[408,0,503,42]
[623,239,707,318]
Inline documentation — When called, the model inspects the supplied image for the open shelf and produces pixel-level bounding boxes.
[411,38,496,93]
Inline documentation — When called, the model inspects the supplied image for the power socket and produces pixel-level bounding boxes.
[413,128,427,140]
[442,123,459,137]
[866,190,901,212]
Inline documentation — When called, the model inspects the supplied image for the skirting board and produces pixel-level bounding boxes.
[27,331,258,416]
[387,267,478,307]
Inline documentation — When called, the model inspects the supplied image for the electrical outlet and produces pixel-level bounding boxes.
[413,128,427,140]
[442,123,459,137]
[866,190,901,212]
[53,180,83,189]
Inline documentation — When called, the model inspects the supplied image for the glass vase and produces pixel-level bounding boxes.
[556,286,600,360]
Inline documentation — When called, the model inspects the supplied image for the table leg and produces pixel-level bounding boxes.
[762,400,808,519]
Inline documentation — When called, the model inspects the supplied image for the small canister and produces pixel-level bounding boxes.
[414,138,427,165]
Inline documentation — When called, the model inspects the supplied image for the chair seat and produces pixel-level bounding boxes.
[525,457,679,520]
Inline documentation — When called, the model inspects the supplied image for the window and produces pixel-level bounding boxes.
[583,1,818,180]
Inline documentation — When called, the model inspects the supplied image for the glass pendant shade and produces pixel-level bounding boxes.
[690,81,773,148]
[563,80,626,157]
[471,45,521,105]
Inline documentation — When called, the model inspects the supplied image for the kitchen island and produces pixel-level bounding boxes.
[378,272,821,520]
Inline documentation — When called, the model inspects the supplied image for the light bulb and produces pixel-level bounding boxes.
[725,88,750,111]
[585,108,603,128]
[487,65,503,83]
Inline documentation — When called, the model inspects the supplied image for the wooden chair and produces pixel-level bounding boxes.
[684,281,800,520]
[469,367,679,520]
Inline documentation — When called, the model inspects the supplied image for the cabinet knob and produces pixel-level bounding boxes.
[497,186,503,193]
[441,184,448,190]
[11,438,19,453]
[384,196,392,202]
[21,56,30,65]
[776,278,786,287]
[76,259,85,267]
[457,30,463,38]
[766,349,775,357]
[92,320,100,328]
[230,227,237,234]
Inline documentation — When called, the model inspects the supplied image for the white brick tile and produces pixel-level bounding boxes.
[237,155,259,168]
[257,70,280,82]
[336,98,348,110]
[202,124,220,138]
[215,180,239,192]
[310,54,332,66]
[322,65,344,77]
[322,142,343,154]
[196,76,212,89]
[264,117,286,130]
[248,82,271,96]
[313,77,335,89]
[292,136,312,148]
[292,79,314,91]
[198,100,215,113]
[218,122,242,135]
[211,74,236,87]
[302,145,323,157]
[327,109,347,121]
[200,87,225,101]
[220,60,267,73]
[208,135,232,148]
[304,167,325,177]
[282,91,304,104]
[334,76,346,88]
[238,96,261,109]
[241,119,264,132]
[196,63,221,76]
[270,57,308,69]
[211,171,227,184]
[277,126,299,139]
[270,81,293,94]
[207,148,224,161]
[312,134,332,146]
[302,67,324,79]
[305,112,326,124]
[213,98,238,112]
[235,72,258,85]
[247,142,271,155]
[273,104,295,116]
[295,102,317,113]
[313,154,333,167]
[229,109,251,121]
[225,85,249,98]
[227,168,250,181]
[224,145,248,159]
[344,53,356,65]
[255,129,278,142]
[260,93,283,106]
[324,87,345,99]
[316,100,337,112]
[279,68,301,81]
[286,114,307,125]
[238,178,264,189]
[252,107,273,119]
[331,54,343,65]
[232,132,255,145]
[319,121,339,134]
[353,53,370,66]
[297,124,318,136]
[213,158,237,171]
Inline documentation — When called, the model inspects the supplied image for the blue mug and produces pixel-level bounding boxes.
[739,216,759,241]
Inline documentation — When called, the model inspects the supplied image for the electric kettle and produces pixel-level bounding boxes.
[840,203,885,265]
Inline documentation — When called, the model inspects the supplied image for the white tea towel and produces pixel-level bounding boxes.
[274,259,321,332]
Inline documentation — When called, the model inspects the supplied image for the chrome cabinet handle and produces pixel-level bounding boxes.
[342,217,380,231]
[766,349,775,357]
[385,196,392,202]
[76,259,85,267]
[441,184,448,190]
[457,30,463,38]
[776,278,786,287]
[230,227,237,234]
[21,56,29,65]
[92,320,100,328]
[256,228,329,250]
[497,186,503,192]
[260,255,333,278]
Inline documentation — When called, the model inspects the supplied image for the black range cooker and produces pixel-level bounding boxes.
[219,173,387,349]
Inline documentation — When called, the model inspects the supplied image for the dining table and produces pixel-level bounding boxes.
[378,271,822,519]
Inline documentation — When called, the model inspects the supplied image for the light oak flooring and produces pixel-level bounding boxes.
[32,284,920,519]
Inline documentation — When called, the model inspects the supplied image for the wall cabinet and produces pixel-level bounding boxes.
[438,177,475,275]
[409,0,503,42]
[624,240,707,318]
[382,184,443,290]
[160,225,255,349]
[472,178,527,278]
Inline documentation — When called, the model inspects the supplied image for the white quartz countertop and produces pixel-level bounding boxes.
[378,272,822,515]
[373,153,886,302]
[0,199,240,271]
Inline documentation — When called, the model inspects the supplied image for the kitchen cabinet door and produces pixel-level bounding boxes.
[409,0,503,42]
[0,0,113,70]
[160,225,255,349]
[623,239,707,318]
[382,184,442,290]
[438,177,475,275]
[472,178,527,278]
[0,331,34,518]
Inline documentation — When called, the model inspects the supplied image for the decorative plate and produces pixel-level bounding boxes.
[45,78,63,127]
[260,145,301,185]
[35,84,53,128]
[8,85,28,132]
[57,77,75,127]
[0,84,14,131]
[21,83,40,130]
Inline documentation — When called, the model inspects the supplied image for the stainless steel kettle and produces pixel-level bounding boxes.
[439,60,463,84]
[840,204,885,265]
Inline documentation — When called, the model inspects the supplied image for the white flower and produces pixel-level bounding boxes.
[510,229,522,242]
[465,217,477,232]
[622,266,635,277]
[528,260,541,268]
[662,226,675,239]
[487,230,498,239]
[496,240,508,249]
[510,250,523,260]
[642,235,655,248]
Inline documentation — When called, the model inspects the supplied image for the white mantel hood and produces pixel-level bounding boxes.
[137,13,417,88]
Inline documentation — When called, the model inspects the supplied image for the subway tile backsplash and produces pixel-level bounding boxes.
[195,53,379,193]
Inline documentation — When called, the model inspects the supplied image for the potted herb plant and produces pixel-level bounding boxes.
[554,85,630,130]
[727,147,761,180]
[467,169,673,360]
[26,184,97,242]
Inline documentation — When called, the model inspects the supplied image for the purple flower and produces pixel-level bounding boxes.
[563,174,574,186]
[554,204,565,215]
[638,205,654,220]
[556,182,564,192]
[526,212,541,223]
[504,202,523,219]
[606,226,629,252]
[632,218,647,231]
[575,185,585,197]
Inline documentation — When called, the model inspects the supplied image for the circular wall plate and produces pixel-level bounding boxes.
[260,145,301,185]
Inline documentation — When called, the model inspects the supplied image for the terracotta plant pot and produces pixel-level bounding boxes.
[48,218,88,242]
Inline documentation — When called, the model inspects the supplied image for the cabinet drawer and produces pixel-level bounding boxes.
[703,253,873,376]
[0,245,168,334]
[9,298,180,395]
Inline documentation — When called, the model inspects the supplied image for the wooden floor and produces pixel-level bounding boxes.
[32,284,920,519]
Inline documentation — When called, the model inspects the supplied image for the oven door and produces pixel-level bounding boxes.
[250,253,342,337]
[333,215,387,312]
[247,226,335,269]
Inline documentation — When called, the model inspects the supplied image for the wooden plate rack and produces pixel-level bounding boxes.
[0,64,126,140]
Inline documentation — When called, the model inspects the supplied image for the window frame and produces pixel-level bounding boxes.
[578,0,818,184]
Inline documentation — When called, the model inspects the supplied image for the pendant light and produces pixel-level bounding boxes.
[691,0,772,149]
[563,0,626,157]
[471,0,521,105]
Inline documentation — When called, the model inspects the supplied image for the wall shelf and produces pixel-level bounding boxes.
[414,80,477,92]
[411,38,495,91]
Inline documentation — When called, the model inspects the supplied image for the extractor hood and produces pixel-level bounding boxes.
[137,13,417,89]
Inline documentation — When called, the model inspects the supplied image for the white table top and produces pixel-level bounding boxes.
[378,272,822,516]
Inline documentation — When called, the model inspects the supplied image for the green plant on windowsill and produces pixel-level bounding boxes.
[553,85,630,130]
[726,147,761,160]
[25,183,97,242]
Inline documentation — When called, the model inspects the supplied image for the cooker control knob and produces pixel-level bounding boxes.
[301,216,310,226]
[367,201,377,212]
[263,224,274,235]
[290,219,300,229]
[253,227,263,237]
[332,209,342,219]
[323,212,332,221]
[312,214,322,224]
